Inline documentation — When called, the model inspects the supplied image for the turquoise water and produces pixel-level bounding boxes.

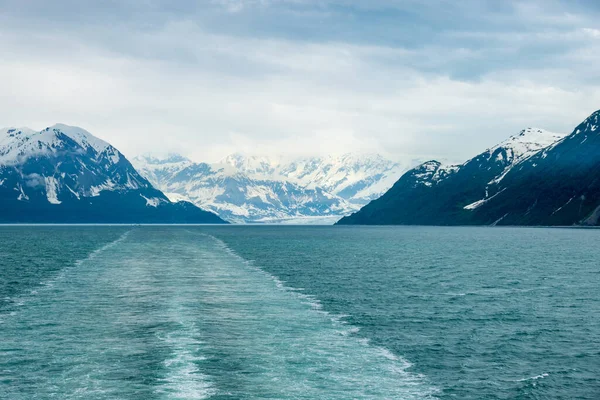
[1,226,599,399]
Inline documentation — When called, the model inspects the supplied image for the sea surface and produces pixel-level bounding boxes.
[0,226,599,399]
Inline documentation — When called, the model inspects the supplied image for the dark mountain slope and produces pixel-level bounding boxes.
[337,127,567,225]
[470,110,600,226]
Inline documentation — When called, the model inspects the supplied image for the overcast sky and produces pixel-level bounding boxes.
[1,0,599,162]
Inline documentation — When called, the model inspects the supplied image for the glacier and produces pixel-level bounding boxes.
[133,153,418,223]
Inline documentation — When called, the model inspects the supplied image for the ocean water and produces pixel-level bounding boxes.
[0,226,599,399]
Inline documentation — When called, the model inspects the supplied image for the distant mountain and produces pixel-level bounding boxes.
[133,153,414,223]
[337,122,579,225]
[221,153,412,205]
[0,124,226,223]
[133,155,355,223]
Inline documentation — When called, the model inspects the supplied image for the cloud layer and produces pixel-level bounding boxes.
[1,0,599,162]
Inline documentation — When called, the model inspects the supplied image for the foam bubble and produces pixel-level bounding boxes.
[516,373,549,382]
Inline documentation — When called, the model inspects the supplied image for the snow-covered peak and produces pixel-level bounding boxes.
[217,152,416,202]
[0,126,37,139]
[47,124,111,154]
[328,153,389,168]
[280,153,413,202]
[0,124,119,165]
[412,160,441,175]
[406,160,461,187]
[408,160,442,187]
[577,110,599,134]
[486,128,566,162]
[582,109,600,122]
[131,153,195,189]
[478,128,565,186]
[132,154,192,171]
[422,160,441,167]
[0,126,64,164]
[214,152,408,182]
[219,153,284,176]
[135,153,192,165]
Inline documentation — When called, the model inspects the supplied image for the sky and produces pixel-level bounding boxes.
[1,0,599,163]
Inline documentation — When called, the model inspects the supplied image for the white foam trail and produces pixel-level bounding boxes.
[377,347,400,361]
[202,233,439,398]
[155,321,215,400]
[0,229,132,323]
[83,229,132,261]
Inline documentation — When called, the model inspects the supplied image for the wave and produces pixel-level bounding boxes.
[516,373,549,382]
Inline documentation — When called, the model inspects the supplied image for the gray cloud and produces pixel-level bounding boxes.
[0,0,599,163]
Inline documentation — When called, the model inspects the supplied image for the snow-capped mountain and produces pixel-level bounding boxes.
[404,128,566,190]
[467,109,600,226]
[199,153,411,204]
[338,126,569,225]
[275,154,411,204]
[132,153,412,223]
[0,125,225,223]
[133,155,354,223]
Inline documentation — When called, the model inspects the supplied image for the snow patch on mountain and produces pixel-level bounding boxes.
[464,188,506,210]
[44,177,61,204]
[140,194,164,207]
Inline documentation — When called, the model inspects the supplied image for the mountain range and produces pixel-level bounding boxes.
[6,109,599,226]
[132,153,414,223]
[338,110,600,226]
[0,124,226,223]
